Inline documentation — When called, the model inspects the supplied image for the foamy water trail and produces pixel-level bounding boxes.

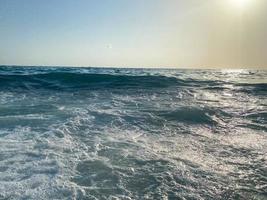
[0,66,266,199]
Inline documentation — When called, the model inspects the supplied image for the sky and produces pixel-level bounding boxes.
[0,0,267,69]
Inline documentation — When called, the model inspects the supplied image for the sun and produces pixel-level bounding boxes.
[232,0,251,9]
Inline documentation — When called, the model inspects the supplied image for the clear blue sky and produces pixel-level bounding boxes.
[0,0,266,68]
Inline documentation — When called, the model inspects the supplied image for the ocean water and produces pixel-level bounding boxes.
[0,66,266,200]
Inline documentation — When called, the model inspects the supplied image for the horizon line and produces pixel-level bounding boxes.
[0,64,266,71]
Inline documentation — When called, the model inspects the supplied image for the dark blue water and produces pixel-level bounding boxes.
[0,66,266,199]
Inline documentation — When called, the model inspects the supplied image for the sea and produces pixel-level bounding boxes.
[0,66,266,200]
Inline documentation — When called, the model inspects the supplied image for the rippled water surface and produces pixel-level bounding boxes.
[0,66,266,199]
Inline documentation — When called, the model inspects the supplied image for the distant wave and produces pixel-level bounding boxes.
[0,71,230,91]
[1,72,266,98]
[0,73,180,90]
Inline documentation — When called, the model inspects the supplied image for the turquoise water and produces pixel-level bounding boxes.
[0,66,266,199]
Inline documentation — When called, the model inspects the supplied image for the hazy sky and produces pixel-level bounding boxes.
[0,0,267,68]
